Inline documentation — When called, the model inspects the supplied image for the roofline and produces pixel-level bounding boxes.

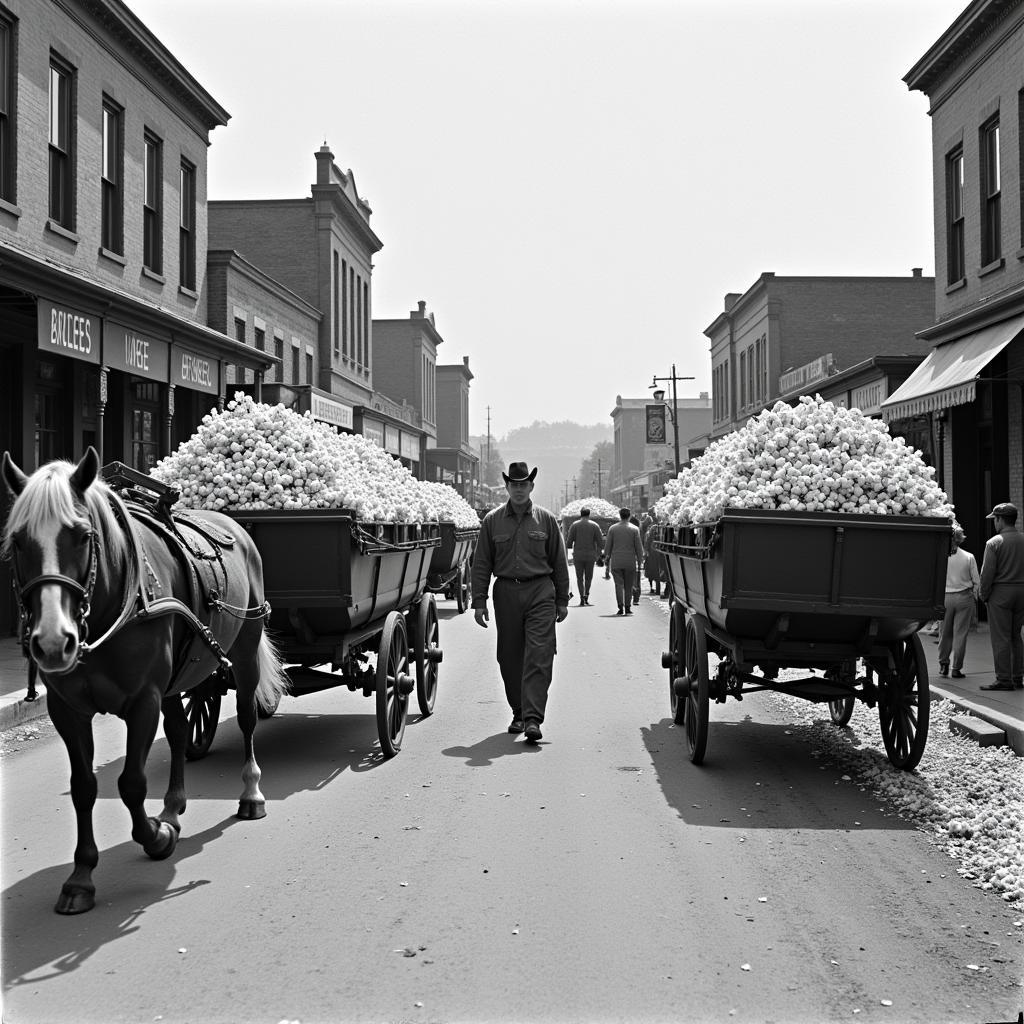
[207,249,323,320]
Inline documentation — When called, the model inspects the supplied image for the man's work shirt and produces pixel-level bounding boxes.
[567,517,604,562]
[979,528,1024,602]
[471,500,571,608]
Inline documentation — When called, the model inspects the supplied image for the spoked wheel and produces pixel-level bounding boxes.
[183,683,222,761]
[412,594,442,716]
[664,601,688,725]
[376,611,414,758]
[682,613,710,764]
[878,634,930,770]
[828,697,856,726]
[455,563,471,614]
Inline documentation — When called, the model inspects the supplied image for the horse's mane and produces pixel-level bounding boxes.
[2,460,130,572]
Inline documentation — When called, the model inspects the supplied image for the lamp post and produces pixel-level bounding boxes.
[650,363,695,475]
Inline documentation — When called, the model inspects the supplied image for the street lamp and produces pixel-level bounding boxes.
[650,363,695,475]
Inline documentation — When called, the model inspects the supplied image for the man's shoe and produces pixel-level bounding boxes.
[624,609,632,615]
[980,682,1015,691]
[951,669,965,679]
[508,718,525,734]
[524,721,542,743]
[938,663,949,677]
[616,608,623,616]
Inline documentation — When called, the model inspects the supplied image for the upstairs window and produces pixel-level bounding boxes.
[101,99,122,254]
[179,158,195,288]
[143,130,162,272]
[946,147,965,285]
[980,117,1001,266]
[0,12,15,205]
[48,57,74,228]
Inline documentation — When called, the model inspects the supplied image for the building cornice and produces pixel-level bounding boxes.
[917,281,1024,344]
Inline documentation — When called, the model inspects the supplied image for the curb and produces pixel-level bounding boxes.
[931,683,1024,757]
[0,692,48,733]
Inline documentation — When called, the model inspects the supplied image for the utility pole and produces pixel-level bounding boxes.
[651,363,695,475]
[594,458,604,499]
[486,405,492,488]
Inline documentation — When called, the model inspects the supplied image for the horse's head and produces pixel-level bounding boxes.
[2,448,108,675]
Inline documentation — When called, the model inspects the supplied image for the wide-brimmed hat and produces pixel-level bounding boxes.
[502,461,537,484]
[986,502,1018,520]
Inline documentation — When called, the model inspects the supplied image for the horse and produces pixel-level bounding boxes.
[1,447,289,914]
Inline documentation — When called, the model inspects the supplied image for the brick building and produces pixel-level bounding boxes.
[705,272,935,441]
[0,0,274,634]
[609,394,712,511]
[432,357,479,502]
[883,0,1024,548]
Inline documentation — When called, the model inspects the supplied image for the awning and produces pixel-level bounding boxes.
[881,311,1024,421]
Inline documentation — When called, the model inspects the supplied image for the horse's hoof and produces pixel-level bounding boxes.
[55,887,95,915]
[236,799,266,820]
[144,818,178,861]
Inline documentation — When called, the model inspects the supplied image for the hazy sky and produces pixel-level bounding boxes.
[125,0,966,439]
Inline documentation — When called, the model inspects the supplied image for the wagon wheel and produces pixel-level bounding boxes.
[664,601,688,725]
[828,697,856,727]
[682,613,711,764]
[376,611,414,758]
[183,684,222,761]
[412,593,442,716]
[878,634,930,771]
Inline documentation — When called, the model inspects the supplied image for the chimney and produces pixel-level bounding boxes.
[911,267,922,277]
[724,293,741,311]
[315,143,334,186]
[412,300,427,319]
[463,356,470,367]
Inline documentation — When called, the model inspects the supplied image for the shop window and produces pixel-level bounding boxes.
[101,98,123,254]
[980,117,1001,266]
[0,11,16,205]
[34,361,64,467]
[143,130,162,273]
[179,158,195,289]
[48,56,75,229]
[130,380,160,471]
[946,147,964,284]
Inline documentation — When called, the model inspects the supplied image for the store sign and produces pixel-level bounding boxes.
[363,419,385,447]
[851,381,885,414]
[104,322,169,382]
[385,425,401,454]
[779,353,833,395]
[400,433,419,461]
[310,393,353,430]
[645,404,667,444]
[170,343,220,395]
[37,299,101,365]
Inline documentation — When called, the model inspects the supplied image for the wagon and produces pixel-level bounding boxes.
[425,522,479,613]
[653,508,952,771]
[182,508,443,762]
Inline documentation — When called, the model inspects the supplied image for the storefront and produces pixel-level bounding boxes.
[355,392,425,476]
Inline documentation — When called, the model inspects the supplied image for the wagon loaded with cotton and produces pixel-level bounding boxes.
[425,521,479,612]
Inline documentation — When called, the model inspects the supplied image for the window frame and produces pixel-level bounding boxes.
[945,147,965,285]
[179,157,196,289]
[143,129,163,273]
[101,97,123,254]
[48,54,75,229]
[0,10,16,205]
[980,116,1001,266]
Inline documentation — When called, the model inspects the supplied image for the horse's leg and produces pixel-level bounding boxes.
[233,642,266,820]
[119,688,178,861]
[47,696,99,914]
[158,694,188,835]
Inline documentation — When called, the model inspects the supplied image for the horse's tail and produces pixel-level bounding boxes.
[256,630,291,710]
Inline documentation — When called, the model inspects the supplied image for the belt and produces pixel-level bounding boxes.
[496,575,550,584]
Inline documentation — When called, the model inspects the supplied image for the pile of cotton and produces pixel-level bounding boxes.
[559,497,620,519]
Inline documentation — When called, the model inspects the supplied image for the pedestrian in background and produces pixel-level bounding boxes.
[472,461,571,742]
[978,502,1024,691]
[643,512,666,597]
[630,514,643,605]
[604,507,644,616]
[566,507,604,606]
[938,526,979,679]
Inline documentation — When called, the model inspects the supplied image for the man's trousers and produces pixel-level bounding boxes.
[492,576,557,724]
[987,585,1024,685]
[574,558,596,601]
[937,589,974,671]
[611,567,636,612]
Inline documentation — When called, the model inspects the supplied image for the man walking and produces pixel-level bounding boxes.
[978,502,1024,691]
[566,507,604,606]
[937,526,979,679]
[604,507,644,616]
[472,462,570,742]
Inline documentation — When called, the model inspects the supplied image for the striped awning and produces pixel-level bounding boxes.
[881,311,1024,421]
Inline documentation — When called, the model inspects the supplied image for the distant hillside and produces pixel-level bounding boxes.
[498,420,612,511]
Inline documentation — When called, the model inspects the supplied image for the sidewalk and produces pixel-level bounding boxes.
[1,624,1021,752]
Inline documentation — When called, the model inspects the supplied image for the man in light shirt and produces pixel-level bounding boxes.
[938,526,979,679]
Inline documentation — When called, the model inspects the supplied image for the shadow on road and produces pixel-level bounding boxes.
[1,815,238,988]
[641,715,918,832]
[441,731,543,766]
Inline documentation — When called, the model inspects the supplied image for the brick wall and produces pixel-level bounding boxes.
[0,0,216,323]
